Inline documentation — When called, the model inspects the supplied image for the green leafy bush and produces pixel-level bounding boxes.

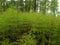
[0,8,60,45]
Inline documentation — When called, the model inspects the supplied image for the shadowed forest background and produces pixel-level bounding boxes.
[0,0,60,45]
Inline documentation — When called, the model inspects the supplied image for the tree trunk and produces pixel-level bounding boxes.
[34,0,36,11]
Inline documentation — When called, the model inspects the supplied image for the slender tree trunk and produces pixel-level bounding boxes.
[34,0,36,11]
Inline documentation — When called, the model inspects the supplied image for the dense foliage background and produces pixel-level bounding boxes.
[0,8,60,45]
[0,0,60,45]
[0,0,58,15]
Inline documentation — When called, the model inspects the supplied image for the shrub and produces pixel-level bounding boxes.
[0,8,60,45]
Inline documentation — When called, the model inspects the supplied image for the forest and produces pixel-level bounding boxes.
[0,0,60,45]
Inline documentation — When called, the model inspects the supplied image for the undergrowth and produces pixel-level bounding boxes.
[0,8,60,45]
